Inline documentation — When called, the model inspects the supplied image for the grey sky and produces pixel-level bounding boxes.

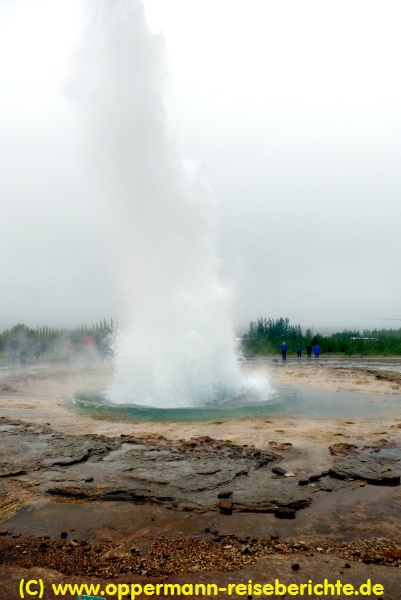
[1,0,400,332]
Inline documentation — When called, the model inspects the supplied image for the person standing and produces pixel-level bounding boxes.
[64,338,72,365]
[296,343,302,358]
[281,341,287,361]
[306,344,312,360]
[8,337,19,367]
[84,336,96,365]
[20,339,29,367]
[313,343,321,359]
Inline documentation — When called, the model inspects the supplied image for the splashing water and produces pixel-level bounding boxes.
[76,0,270,408]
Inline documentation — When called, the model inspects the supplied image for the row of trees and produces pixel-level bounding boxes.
[243,317,401,355]
[0,320,115,356]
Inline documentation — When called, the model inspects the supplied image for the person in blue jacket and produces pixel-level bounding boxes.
[313,343,321,359]
[281,341,287,361]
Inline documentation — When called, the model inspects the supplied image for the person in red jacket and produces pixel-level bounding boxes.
[84,336,96,364]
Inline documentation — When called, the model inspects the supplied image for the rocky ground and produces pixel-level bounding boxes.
[0,359,400,598]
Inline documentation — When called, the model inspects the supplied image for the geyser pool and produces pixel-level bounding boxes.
[75,0,269,408]
[71,384,400,423]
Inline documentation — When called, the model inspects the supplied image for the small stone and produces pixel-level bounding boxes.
[292,563,300,571]
[272,467,286,476]
[241,545,252,555]
[60,532,68,540]
[274,507,296,520]
[386,548,401,560]
[84,477,94,482]
[219,499,233,515]
[218,490,233,499]
[284,472,295,477]
[317,547,323,552]
[309,474,322,482]
[12,534,21,538]
[0,529,8,535]
[69,541,78,547]
[130,546,140,554]
[298,479,309,486]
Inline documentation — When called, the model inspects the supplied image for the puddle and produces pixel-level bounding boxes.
[360,447,401,460]
[1,484,400,547]
[0,425,18,432]
[103,442,146,461]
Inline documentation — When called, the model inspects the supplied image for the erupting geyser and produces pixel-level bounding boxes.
[77,0,270,408]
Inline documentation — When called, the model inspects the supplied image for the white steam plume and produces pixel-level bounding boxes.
[74,0,269,407]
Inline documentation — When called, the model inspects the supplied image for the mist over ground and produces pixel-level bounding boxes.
[1,0,400,332]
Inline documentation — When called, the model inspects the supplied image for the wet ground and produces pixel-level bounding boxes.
[0,358,400,598]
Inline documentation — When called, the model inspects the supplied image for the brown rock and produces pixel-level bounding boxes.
[385,548,401,560]
[274,507,296,519]
[329,443,358,457]
[219,499,233,515]
[217,490,233,498]
[0,529,8,535]
[272,467,286,476]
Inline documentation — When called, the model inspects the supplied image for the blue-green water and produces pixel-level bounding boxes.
[70,385,401,423]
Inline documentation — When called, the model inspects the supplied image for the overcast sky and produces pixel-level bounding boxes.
[1,0,401,333]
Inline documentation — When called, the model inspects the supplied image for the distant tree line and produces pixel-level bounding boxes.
[243,317,401,356]
[0,319,115,357]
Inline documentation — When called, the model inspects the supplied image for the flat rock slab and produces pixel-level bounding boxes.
[0,420,119,477]
[0,419,313,512]
[329,460,400,484]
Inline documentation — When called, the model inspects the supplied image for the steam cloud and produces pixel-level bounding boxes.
[75,0,269,407]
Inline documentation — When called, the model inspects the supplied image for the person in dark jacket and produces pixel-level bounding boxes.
[281,341,287,361]
[296,343,302,358]
[306,344,312,360]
